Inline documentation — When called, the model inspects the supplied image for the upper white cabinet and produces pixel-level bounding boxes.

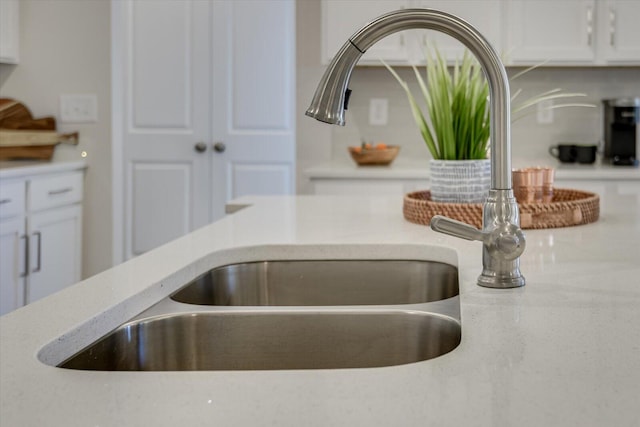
[505,0,597,64]
[0,0,20,64]
[413,1,502,62]
[322,0,640,66]
[505,0,640,65]
[323,0,411,65]
[599,0,640,64]
[114,0,295,259]
[322,0,502,65]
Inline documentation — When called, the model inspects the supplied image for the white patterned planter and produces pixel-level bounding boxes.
[429,159,491,203]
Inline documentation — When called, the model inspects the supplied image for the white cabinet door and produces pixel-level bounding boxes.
[117,0,295,258]
[0,217,26,315]
[505,0,597,64]
[322,0,411,65]
[210,0,295,220]
[27,205,82,304]
[415,0,502,62]
[0,0,19,64]
[120,0,211,257]
[600,0,640,64]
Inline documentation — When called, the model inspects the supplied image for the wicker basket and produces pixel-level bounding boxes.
[403,188,600,230]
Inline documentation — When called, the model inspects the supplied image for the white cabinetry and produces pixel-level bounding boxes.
[27,205,82,303]
[505,0,596,64]
[0,0,19,64]
[0,167,84,316]
[322,0,502,65]
[114,0,295,259]
[26,173,83,304]
[322,0,640,66]
[323,0,411,65]
[599,0,640,63]
[413,1,502,62]
[505,0,640,65]
[0,183,26,315]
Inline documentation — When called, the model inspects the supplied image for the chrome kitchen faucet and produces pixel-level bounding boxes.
[306,9,526,288]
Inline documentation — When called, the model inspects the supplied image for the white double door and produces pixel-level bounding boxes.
[116,0,295,259]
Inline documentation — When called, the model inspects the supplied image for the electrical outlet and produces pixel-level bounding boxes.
[536,99,553,124]
[60,94,98,123]
[369,98,388,126]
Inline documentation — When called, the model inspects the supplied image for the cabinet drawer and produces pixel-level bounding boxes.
[0,179,26,219]
[29,172,84,212]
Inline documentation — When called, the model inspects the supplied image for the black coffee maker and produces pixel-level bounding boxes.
[603,98,640,166]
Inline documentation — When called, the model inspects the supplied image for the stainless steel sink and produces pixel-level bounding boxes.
[171,260,458,306]
[58,310,461,371]
[50,257,462,372]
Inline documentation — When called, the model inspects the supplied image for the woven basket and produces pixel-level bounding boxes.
[348,145,400,165]
[403,188,600,230]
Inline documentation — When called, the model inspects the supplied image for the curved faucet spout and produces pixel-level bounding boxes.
[306,8,525,288]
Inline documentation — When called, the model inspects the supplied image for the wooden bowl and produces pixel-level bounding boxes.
[348,145,400,166]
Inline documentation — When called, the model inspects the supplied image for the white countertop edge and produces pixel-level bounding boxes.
[0,159,87,178]
[305,159,640,180]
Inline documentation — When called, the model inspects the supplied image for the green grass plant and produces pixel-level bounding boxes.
[382,45,594,160]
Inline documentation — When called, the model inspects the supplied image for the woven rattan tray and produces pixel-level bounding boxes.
[403,188,600,230]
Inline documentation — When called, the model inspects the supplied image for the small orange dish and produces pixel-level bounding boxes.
[348,144,400,166]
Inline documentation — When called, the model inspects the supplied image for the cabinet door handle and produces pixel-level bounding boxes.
[20,234,28,278]
[609,8,616,46]
[48,187,73,196]
[32,232,42,273]
[213,142,226,153]
[194,142,208,153]
[0,198,11,205]
[586,6,593,46]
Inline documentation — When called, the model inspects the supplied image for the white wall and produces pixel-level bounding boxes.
[0,0,112,278]
[296,0,332,194]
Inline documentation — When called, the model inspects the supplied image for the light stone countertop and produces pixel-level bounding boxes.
[1,183,639,426]
[305,158,640,181]
[0,159,87,178]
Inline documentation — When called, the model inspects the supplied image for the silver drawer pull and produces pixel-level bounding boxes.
[48,187,73,196]
[32,231,42,273]
[0,198,12,204]
[20,234,28,278]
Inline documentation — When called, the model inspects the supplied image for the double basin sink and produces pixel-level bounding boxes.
[57,259,461,371]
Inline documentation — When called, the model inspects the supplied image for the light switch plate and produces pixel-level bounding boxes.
[536,99,553,124]
[369,98,388,126]
[60,94,98,123]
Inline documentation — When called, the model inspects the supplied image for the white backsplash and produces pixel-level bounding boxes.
[330,67,640,168]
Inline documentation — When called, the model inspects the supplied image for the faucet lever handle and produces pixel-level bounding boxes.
[430,215,484,242]
[431,214,526,262]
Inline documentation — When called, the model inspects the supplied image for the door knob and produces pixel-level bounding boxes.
[194,142,207,153]
[213,142,226,153]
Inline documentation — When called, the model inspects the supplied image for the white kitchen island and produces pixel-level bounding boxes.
[1,182,639,426]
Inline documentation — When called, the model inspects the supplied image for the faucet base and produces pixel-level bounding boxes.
[477,271,525,289]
